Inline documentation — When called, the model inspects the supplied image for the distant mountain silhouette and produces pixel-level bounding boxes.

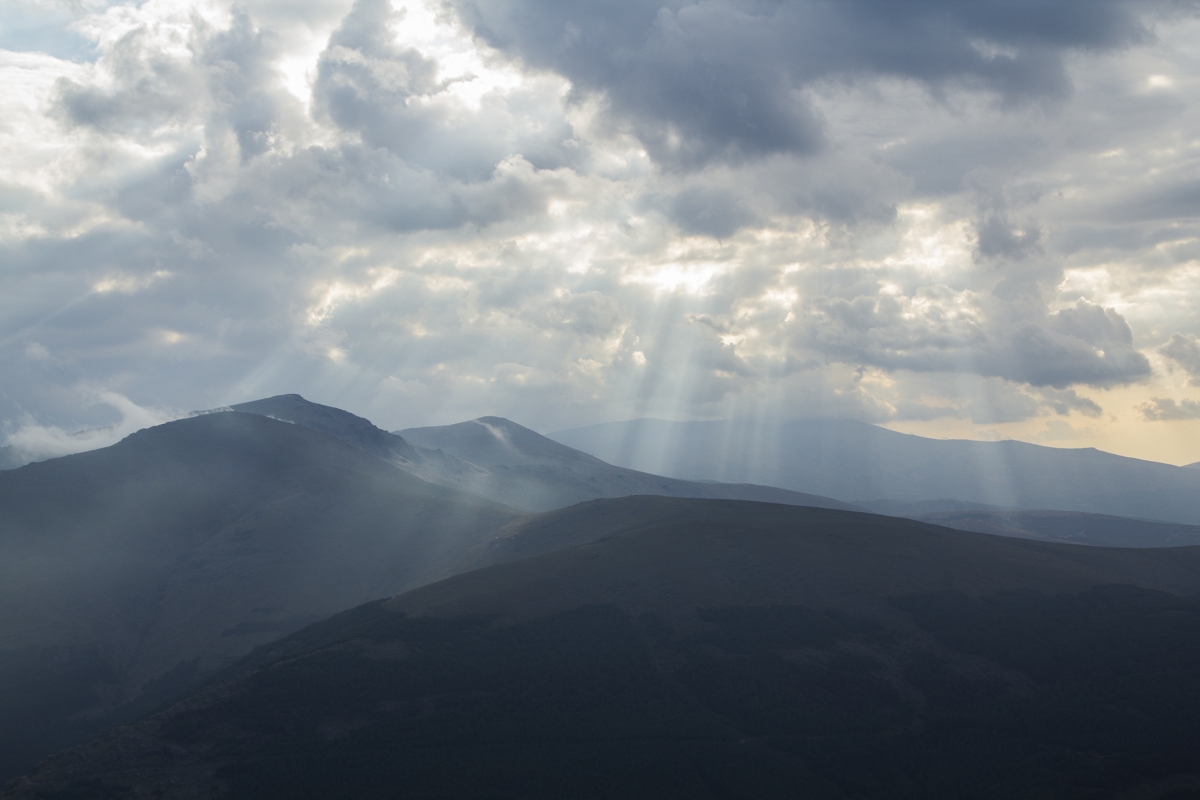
[0,411,515,782]
[398,415,859,512]
[552,418,1200,524]
[857,499,1200,547]
[0,446,19,470]
[223,395,855,512]
[917,509,1200,547]
[13,497,1200,800]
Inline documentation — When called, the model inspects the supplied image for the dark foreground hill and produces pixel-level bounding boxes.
[229,395,856,513]
[551,417,1200,523]
[0,412,516,782]
[12,498,1200,800]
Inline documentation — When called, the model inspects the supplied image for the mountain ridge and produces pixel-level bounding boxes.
[0,410,518,782]
[550,417,1200,523]
[226,395,858,513]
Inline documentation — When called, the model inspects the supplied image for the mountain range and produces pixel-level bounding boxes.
[551,417,1200,524]
[230,395,856,514]
[0,397,858,781]
[9,497,1200,799]
[4,395,1200,793]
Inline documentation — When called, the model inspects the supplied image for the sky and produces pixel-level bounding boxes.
[1,0,1200,465]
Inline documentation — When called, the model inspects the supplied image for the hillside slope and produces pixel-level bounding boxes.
[551,418,1200,523]
[12,498,1200,800]
[0,412,516,781]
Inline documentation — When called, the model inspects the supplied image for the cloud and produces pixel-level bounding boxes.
[1161,333,1200,386]
[975,209,1041,260]
[2,390,182,464]
[664,184,758,238]
[805,294,1151,390]
[0,0,1199,457]
[448,0,1160,169]
[1139,397,1200,421]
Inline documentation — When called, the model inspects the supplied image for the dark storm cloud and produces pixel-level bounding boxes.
[448,0,1155,169]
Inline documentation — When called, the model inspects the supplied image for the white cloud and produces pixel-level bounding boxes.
[2,390,182,463]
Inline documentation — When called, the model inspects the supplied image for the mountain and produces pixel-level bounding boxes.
[0,411,516,782]
[11,497,1200,800]
[551,417,1200,524]
[396,415,858,512]
[857,500,1200,547]
[914,509,1200,547]
[1188,460,1200,469]
[225,395,857,513]
[228,395,491,491]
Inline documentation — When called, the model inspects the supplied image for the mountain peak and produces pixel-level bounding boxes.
[400,416,600,469]
[230,394,411,460]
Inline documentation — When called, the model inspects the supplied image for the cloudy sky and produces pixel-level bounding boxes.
[2,0,1200,464]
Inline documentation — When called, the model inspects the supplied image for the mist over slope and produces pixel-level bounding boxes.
[12,498,1200,800]
[552,418,1200,524]
[0,411,516,782]
[398,415,858,512]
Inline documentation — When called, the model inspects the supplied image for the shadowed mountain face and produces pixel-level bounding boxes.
[12,498,1200,800]
[551,418,1200,524]
[397,415,859,513]
[0,412,516,782]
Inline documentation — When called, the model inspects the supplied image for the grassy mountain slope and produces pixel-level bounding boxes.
[551,417,1200,523]
[12,498,1200,800]
[0,411,516,782]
